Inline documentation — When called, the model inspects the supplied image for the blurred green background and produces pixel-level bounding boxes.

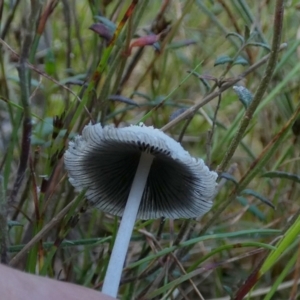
[0,1,300,299]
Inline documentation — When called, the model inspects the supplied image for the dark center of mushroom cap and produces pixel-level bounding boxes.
[80,140,211,219]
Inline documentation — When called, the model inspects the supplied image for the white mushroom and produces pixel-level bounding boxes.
[64,123,218,297]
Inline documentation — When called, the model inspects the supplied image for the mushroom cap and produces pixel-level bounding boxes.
[64,123,218,219]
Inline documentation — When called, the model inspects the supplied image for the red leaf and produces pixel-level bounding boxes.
[125,34,160,56]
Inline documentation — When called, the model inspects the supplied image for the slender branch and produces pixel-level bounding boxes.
[217,0,285,173]
[9,197,77,267]
[9,1,42,204]
[160,43,287,133]
[206,92,222,166]
[102,153,153,297]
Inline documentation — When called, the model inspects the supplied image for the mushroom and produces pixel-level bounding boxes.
[64,123,218,297]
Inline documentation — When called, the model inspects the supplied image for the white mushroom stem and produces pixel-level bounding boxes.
[102,152,154,297]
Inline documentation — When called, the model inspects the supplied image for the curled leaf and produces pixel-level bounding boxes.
[233,56,249,66]
[63,79,87,87]
[89,23,113,41]
[8,220,23,229]
[246,42,271,52]
[226,32,244,45]
[233,86,253,109]
[198,77,211,91]
[219,172,238,185]
[241,189,275,210]
[214,55,233,66]
[127,34,161,56]
[94,16,116,32]
[261,171,300,184]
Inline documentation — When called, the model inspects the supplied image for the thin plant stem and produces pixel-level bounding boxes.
[102,152,154,297]
[9,1,42,204]
[217,0,285,173]
[207,92,222,166]
[160,43,287,133]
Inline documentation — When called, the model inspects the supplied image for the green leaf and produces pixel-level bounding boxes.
[226,32,244,45]
[8,220,23,229]
[214,55,233,66]
[108,95,139,107]
[233,85,253,108]
[237,196,266,221]
[247,42,271,52]
[241,189,275,210]
[219,172,238,185]
[31,136,48,146]
[263,250,298,300]
[261,171,300,184]
[58,73,87,86]
[260,214,300,275]
[233,56,249,66]
[94,16,116,32]
[198,77,211,90]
